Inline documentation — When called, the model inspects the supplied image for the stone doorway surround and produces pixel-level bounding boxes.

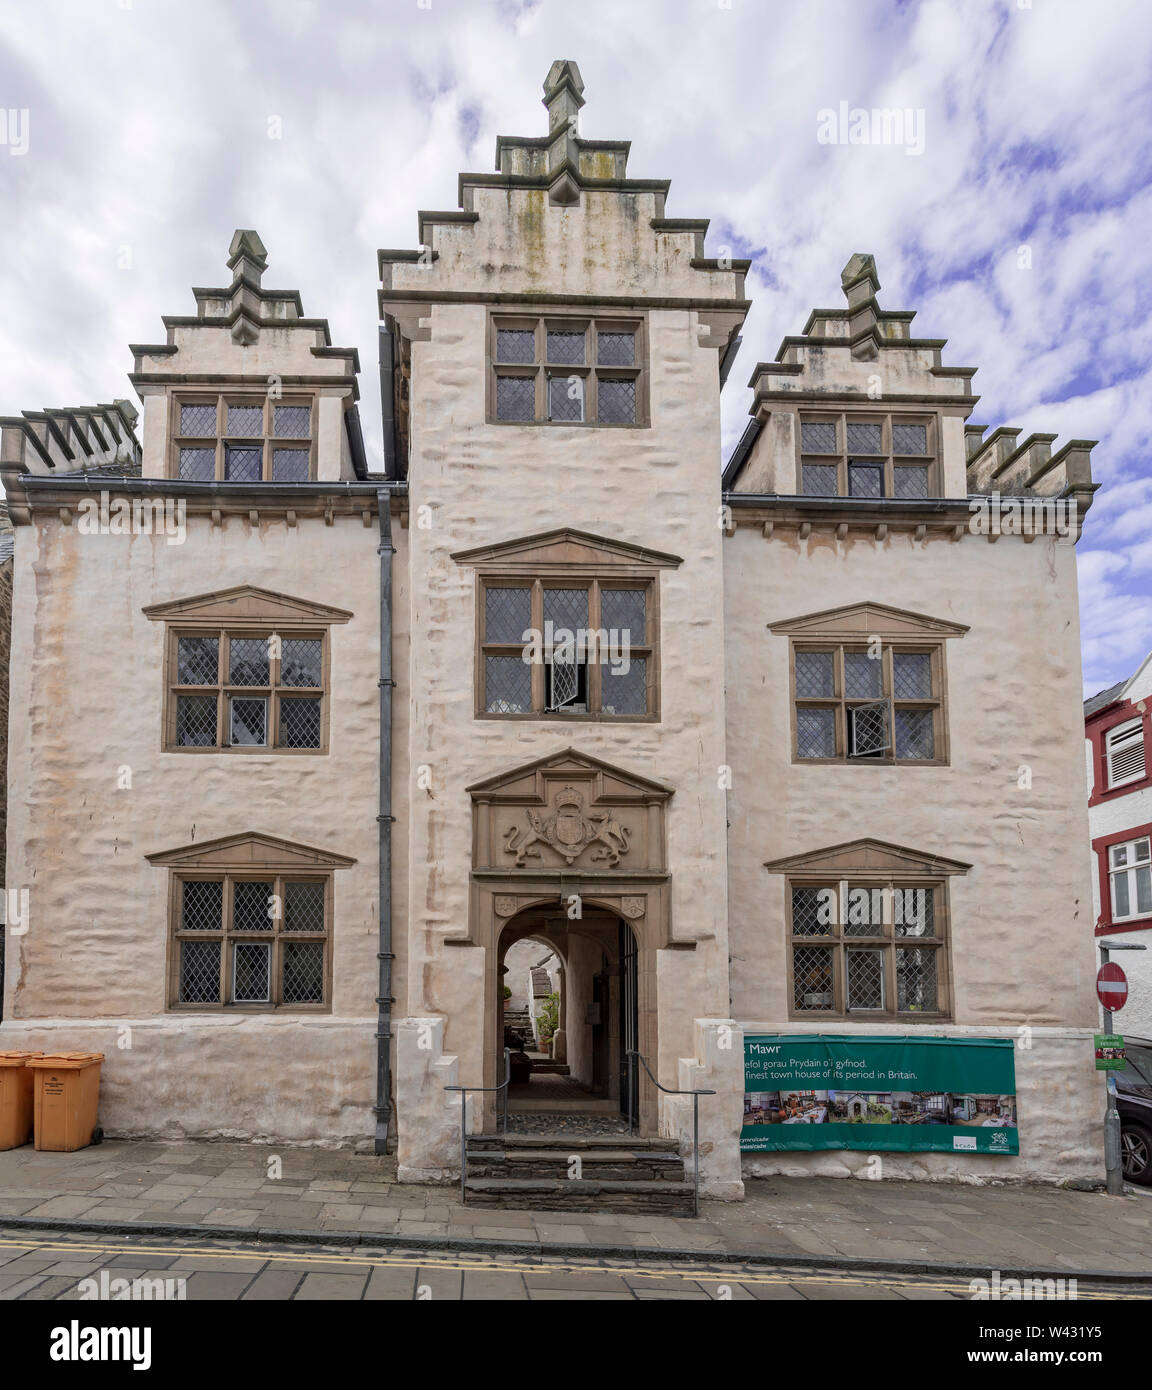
[395,749,744,1195]
[468,748,673,1136]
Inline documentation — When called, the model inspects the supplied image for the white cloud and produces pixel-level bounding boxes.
[0,0,1148,687]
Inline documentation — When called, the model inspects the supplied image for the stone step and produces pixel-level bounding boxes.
[468,1133,680,1152]
[464,1177,696,1215]
[467,1156,683,1182]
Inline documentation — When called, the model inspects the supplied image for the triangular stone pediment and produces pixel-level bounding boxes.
[763,838,970,877]
[143,585,353,626]
[146,831,356,870]
[468,747,672,803]
[471,750,670,874]
[768,602,968,639]
[452,528,681,572]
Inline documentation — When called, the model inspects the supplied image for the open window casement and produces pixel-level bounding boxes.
[849,700,891,757]
[546,654,588,712]
[1106,718,1146,789]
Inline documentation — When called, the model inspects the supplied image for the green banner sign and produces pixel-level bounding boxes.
[742,1035,1019,1155]
[1094,1034,1125,1070]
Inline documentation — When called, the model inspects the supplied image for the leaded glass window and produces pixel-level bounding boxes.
[165,624,328,751]
[480,577,654,717]
[796,412,935,496]
[172,395,313,480]
[788,876,949,1019]
[793,643,944,762]
[492,314,643,425]
[172,871,330,1009]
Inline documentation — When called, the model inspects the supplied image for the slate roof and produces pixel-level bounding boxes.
[59,459,144,478]
[1084,679,1127,718]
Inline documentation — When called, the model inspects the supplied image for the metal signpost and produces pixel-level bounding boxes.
[1097,941,1146,1196]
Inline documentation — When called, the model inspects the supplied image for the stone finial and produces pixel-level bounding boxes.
[542,60,585,135]
[542,60,585,206]
[225,229,267,346]
[839,253,882,359]
[840,252,880,308]
[227,228,268,288]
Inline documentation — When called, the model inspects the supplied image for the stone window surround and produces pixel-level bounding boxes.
[487,309,649,428]
[790,639,948,765]
[784,873,952,1023]
[796,408,939,499]
[163,625,329,753]
[167,869,332,1011]
[764,839,970,1025]
[771,603,968,768]
[144,586,353,756]
[476,573,659,722]
[170,390,317,482]
[147,832,357,1015]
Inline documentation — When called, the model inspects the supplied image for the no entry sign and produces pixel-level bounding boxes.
[1097,961,1128,1012]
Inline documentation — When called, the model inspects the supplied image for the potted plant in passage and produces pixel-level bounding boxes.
[502,985,512,1011]
[536,992,560,1054]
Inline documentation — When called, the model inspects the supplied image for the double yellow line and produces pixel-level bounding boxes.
[0,1233,1140,1299]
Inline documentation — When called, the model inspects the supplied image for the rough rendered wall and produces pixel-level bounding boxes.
[724,526,1100,1181]
[739,1025,1097,1185]
[0,514,381,1142]
[401,301,733,1103]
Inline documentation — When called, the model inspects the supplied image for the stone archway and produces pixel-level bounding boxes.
[467,748,672,1134]
[495,905,643,1122]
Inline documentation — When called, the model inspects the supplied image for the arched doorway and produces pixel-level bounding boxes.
[495,907,641,1127]
[468,748,673,1135]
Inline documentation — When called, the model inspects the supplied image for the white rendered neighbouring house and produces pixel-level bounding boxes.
[1086,656,1152,1041]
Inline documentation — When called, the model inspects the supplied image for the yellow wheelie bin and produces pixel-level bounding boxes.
[27,1052,105,1151]
[0,1051,42,1150]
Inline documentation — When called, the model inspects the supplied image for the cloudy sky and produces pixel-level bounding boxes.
[1,0,1149,695]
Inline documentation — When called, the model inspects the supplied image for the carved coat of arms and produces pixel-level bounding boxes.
[503,785,632,867]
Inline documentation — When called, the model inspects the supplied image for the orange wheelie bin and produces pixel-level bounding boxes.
[0,1051,42,1150]
[27,1052,105,1151]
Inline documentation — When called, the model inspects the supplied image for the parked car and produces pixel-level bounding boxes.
[1115,1036,1152,1185]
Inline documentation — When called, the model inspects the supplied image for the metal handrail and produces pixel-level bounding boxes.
[445,1048,511,1204]
[626,1049,715,1218]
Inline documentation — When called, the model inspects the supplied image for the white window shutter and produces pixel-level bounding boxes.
[1107,719,1145,788]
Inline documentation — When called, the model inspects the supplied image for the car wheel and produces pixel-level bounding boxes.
[1121,1122,1152,1185]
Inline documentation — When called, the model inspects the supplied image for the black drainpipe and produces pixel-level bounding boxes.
[374,487,396,1154]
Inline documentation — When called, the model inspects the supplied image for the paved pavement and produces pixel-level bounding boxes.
[0,1228,1142,1302]
[0,1139,1149,1279]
